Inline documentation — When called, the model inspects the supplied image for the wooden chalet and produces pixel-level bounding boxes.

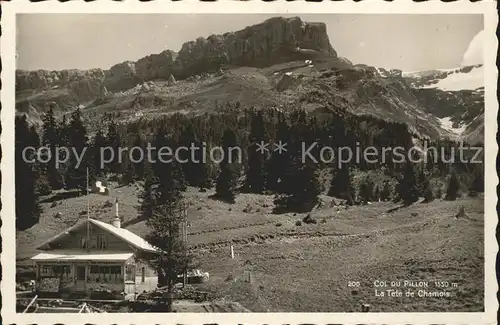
[31,212,158,299]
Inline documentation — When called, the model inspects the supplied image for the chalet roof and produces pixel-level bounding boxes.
[32,251,134,262]
[35,218,157,253]
[90,219,157,253]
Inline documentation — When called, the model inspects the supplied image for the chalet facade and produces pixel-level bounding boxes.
[31,216,158,299]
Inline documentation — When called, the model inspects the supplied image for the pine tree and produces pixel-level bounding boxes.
[358,176,374,204]
[179,123,209,189]
[120,160,135,186]
[328,166,354,205]
[214,129,239,203]
[296,162,321,211]
[395,162,420,206]
[266,116,291,193]
[58,114,70,148]
[131,134,146,180]
[35,168,52,196]
[105,121,122,174]
[445,169,461,201]
[143,204,192,311]
[41,107,63,190]
[138,130,191,310]
[153,135,187,205]
[380,181,391,201]
[245,110,268,193]
[138,164,156,221]
[468,166,484,197]
[15,115,41,230]
[373,186,380,202]
[421,179,435,203]
[416,168,427,196]
[435,184,443,200]
[64,108,92,191]
[141,177,191,311]
[91,130,107,177]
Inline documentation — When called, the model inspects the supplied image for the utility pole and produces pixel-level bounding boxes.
[182,200,188,288]
[86,167,90,252]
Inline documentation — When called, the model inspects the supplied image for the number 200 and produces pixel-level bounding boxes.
[348,281,360,287]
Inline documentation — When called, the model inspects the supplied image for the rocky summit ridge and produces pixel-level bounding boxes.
[15,16,484,144]
[16,17,335,94]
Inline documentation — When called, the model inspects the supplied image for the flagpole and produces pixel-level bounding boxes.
[86,167,90,252]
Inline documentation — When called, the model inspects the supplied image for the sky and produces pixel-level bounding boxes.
[16,14,484,72]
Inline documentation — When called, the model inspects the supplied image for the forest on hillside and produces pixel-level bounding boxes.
[15,103,484,231]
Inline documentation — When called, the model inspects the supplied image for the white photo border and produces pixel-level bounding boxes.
[1,1,498,324]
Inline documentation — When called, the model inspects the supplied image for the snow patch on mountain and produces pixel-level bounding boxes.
[419,65,483,91]
[402,65,483,91]
[437,116,467,136]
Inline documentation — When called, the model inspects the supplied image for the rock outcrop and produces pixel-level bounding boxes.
[135,50,178,82]
[171,17,336,79]
[103,61,140,93]
[16,69,105,92]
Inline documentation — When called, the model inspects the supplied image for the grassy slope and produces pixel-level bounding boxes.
[17,183,484,312]
[18,61,460,140]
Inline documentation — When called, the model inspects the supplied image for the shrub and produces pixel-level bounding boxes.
[445,170,461,201]
[302,214,317,224]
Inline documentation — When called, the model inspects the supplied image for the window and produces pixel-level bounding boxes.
[88,265,122,283]
[96,235,107,250]
[39,265,71,280]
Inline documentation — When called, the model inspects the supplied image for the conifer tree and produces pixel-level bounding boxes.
[15,115,41,230]
[138,164,156,221]
[328,165,354,205]
[380,181,392,202]
[215,129,239,203]
[358,176,374,204]
[148,133,189,291]
[41,107,63,189]
[91,130,107,177]
[445,169,461,201]
[120,160,135,186]
[152,134,187,205]
[295,161,321,211]
[266,116,291,193]
[418,170,435,203]
[421,178,435,203]
[468,166,484,197]
[395,162,420,205]
[416,168,427,196]
[179,123,209,189]
[245,110,268,193]
[435,185,443,200]
[105,121,122,174]
[131,134,146,180]
[143,202,192,312]
[64,108,92,191]
[373,186,380,202]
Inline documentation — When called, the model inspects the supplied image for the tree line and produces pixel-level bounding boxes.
[15,103,484,231]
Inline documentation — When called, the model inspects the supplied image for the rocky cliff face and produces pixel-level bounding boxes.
[16,16,335,95]
[172,16,335,79]
[16,69,106,93]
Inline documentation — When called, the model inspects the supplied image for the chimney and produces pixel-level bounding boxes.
[112,217,121,229]
[112,198,121,228]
